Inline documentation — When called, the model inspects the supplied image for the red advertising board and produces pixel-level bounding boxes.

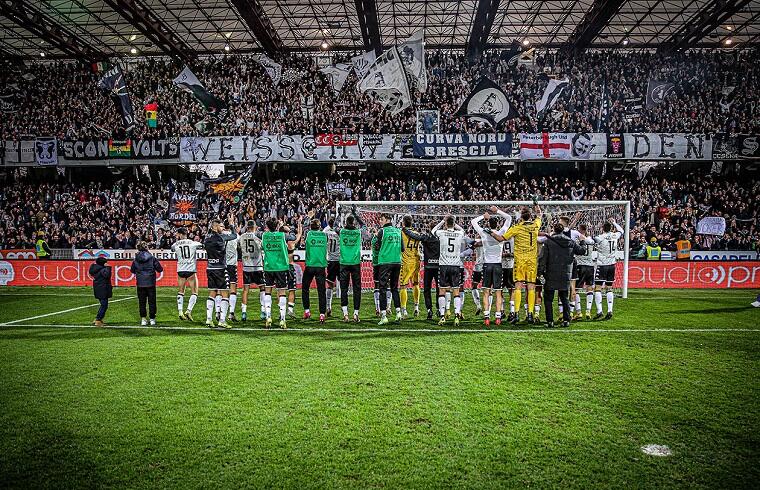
[0,260,759,289]
[0,249,37,260]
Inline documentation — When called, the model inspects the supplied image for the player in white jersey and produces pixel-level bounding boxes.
[592,218,624,320]
[501,235,516,318]
[218,225,240,322]
[239,220,265,321]
[574,223,597,320]
[472,206,512,326]
[433,215,465,326]
[171,228,203,321]
[323,220,341,316]
[558,215,593,320]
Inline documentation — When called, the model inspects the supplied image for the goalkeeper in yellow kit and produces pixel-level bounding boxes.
[399,215,422,318]
[492,201,542,324]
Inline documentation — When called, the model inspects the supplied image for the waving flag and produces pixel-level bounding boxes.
[536,78,569,117]
[144,102,158,128]
[320,63,352,94]
[173,66,228,120]
[358,47,412,115]
[454,77,519,127]
[97,64,135,132]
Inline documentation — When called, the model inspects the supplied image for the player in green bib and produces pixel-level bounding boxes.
[339,214,364,323]
[262,219,299,329]
[371,234,382,315]
[373,214,403,325]
[302,220,328,322]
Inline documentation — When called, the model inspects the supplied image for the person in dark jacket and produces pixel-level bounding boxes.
[130,242,163,326]
[538,223,587,328]
[89,256,112,327]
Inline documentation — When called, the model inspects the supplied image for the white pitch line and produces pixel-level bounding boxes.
[0,296,136,326]
[1,324,759,334]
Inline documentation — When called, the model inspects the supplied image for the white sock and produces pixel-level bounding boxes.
[575,294,581,313]
[206,297,214,323]
[335,283,341,301]
[595,291,603,314]
[445,292,451,310]
[586,292,594,313]
[215,295,222,313]
[509,300,515,313]
[459,290,465,308]
[342,305,348,316]
[374,289,380,310]
[495,310,501,319]
[471,288,480,305]
[386,290,391,308]
[354,309,359,317]
[188,294,197,313]
[288,302,295,315]
[264,294,272,319]
[278,296,287,321]
[535,304,541,315]
[559,302,564,314]
[177,293,184,314]
[606,291,614,313]
[438,296,446,316]
[454,296,462,314]
[259,291,266,312]
[326,288,333,310]
[229,293,237,315]
[220,298,229,322]
[241,303,247,313]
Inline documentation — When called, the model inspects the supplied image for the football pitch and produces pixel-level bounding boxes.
[0,287,758,488]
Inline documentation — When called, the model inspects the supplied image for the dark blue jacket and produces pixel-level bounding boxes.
[89,263,112,299]
[130,251,163,287]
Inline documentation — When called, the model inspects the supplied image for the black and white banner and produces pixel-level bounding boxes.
[358,47,412,115]
[398,30,427,93]
[319,63,352,94]
[413,133,513,159]
[179,135,402,162]
[0,87,20,113]
[454,77,519,127]
[130,138,180,159]
[97,65,135,132]
[255,54,282,86]
[351,51,376,79]
[623,133,711,160]
[35,137,57,166]
[736,135,760,159]
[646,80,675,109]
[536,78,569,117]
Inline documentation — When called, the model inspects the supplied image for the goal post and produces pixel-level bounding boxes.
[336,200,632,298]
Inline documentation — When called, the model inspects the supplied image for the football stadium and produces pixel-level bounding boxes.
[1,0,759,487]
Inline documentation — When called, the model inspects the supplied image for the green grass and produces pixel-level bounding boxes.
[0,287,758,488]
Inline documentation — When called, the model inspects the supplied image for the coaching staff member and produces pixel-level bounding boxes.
[131,242,163,326]
[538,223,587,328]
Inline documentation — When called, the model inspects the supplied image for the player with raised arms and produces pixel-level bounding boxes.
[223,222,240,322]
[471,205,512,326]
[323,219,341,317]
[593,218,624,320]
[574,223,597,320]
[301,217,328,323]
[374,214,403,325]
[238,220,265,321]
[204,218,238,329]
[433,215,465,326]
[399,215,422,318]
[401,220,441,320]
[262,219,301,329]
[492,200,542,324]
[171,227,202,321]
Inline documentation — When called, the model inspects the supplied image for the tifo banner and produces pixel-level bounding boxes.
[736,134,759,159]
[168,192,199,223]
[180,135,402,162]
[2,139,35,164]
[58,138,180,163]
[34,137,58,166]
[623,133,712,160]
[412,133,513,158]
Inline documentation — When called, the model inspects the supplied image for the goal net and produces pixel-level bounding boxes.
[336,200,631,298]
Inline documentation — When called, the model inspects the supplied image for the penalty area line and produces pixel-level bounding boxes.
[1,324,759,334]
[0,296,136,326]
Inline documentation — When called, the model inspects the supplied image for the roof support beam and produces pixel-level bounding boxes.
[101,0,195,64]
[466,0,500,61]
[658,0,753,53]
[564,0,626,54]
[354,0,382,54]
[230,0,284,57]
[0,0,107,61]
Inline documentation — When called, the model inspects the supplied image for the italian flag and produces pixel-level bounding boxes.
[145,102,158,128]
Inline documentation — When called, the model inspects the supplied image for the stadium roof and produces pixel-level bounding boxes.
[0,0,757,60]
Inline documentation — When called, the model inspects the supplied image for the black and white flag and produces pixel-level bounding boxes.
[255,54,282,86]
[536,78,568,117]
[320,63,352,94]
[646,80,675,109]
[358,46,412,115]
[97,64,136,132]
[398,30,427,93]
[596,80,609,132]
[351,50,377,79]
[173,66,228,120]
[35,137,58,166]
[454,77,519,127]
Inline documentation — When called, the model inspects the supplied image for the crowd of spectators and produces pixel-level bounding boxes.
[1,167,757,256]
[2,48,758,141]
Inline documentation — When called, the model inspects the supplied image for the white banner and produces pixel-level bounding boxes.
[35,137,58,166]
[2,140,35,164]
[358,47,412,115]
[624,133,712,160]
[690,250,759,261]
[179,134,403,163]
[696,216,726,236]
[519,133,572,160]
